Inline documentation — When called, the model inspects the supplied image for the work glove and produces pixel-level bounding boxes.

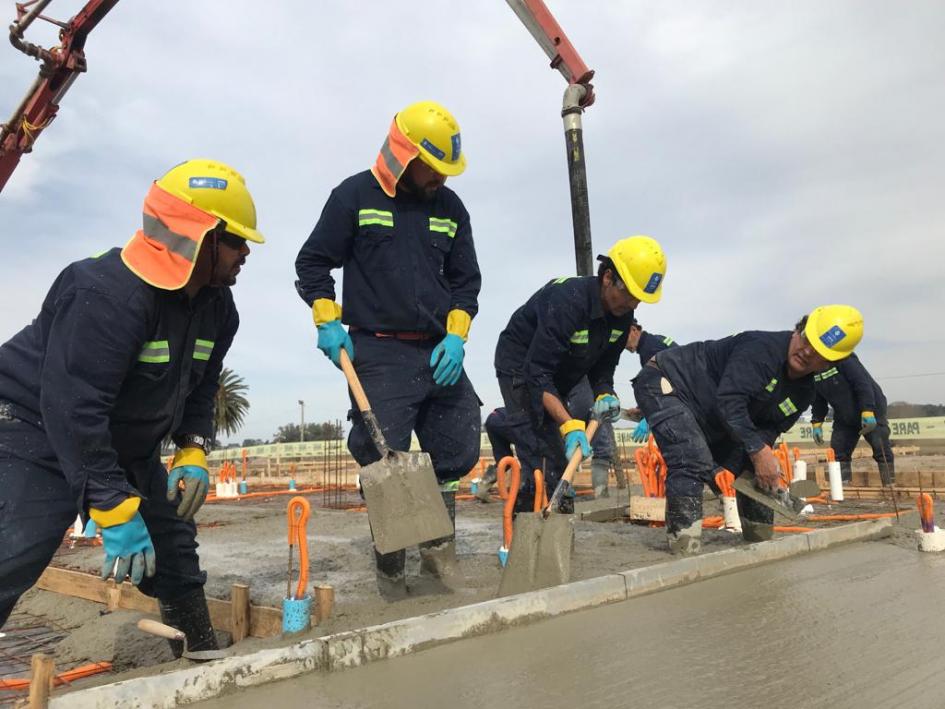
[560,419,592,460]
[811,422,824,445]
[430,334,465,386]
[632,418,650,443]
[89,498,156,586]
[317,321,354,367]
[167,447,210,520]
[592,394,621,423]
[859,410,877,435]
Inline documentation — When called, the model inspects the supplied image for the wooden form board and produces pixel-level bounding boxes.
[35,567,289,638]
[628,496,665,522]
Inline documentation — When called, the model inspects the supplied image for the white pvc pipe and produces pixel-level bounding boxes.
[72,514,83,538]
[215,482,225,498]
[793,460,808,482]
[721,496,742,532]
[828,461,844,501]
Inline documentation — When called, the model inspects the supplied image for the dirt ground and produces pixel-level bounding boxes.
[1,451,938,699]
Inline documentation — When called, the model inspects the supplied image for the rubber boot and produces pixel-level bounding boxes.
[878,461,895,486]
[839,461,853,483]
[591,459,610,499]
[419,490,462,587]
[741,519,774,542]
[374,548,407,601]
[475,464,497,503]
[557,488,576,514]
[158,588,219,659]
[666,495,703,555]
[613,457,628,490]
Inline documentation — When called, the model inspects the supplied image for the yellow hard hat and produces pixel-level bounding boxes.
[395,101,466,177]
[156,159,265,244]
[804,304,864,361]
[607,236,667,304]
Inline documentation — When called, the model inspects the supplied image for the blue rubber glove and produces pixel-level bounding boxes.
[317,320,354,367]
[860,410,877,435]
[592,394,621,423]
[99,512,156,585]
[564,429,592,460]
[632,418,650,443]
[811,422,824,445]
[430,333,465,386]
[166,465,210,521]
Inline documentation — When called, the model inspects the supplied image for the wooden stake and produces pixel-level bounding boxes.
[104,579,121,612]
[27,654,55,708]
[313,584,334,624]
[230,583,250,644]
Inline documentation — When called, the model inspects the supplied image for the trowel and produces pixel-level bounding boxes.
[136,619,227,661]
[732,473,821,521]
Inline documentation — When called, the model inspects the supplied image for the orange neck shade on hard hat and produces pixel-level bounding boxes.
[121,183,219,290]
[370,118,420,198]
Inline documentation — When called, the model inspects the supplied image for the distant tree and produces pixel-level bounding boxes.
[887,401,945,418]
[272,420,343,443]
[214,368,249,442]
[242,438,267,447]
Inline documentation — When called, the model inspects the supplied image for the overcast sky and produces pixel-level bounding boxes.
[2,1,943,443]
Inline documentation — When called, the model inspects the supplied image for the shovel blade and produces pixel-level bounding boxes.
[497,513,574,597]
[732,474,803,521]
[361,450,453,554]
[182,649,228,662]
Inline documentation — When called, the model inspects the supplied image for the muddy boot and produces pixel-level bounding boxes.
[591,459,610,499]
[839,461,853,483]
[374,548,407,601]
[419,488,462,588]
[742,519,774,542]
[613,458,628,490]
[878,461,895,486]
[666,495,703,555]
[158,588,219,659]
[475,464,497,502]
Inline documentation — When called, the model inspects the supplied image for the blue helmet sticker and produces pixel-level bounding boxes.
[189,177,227,190]
[450,133,461,162]
[420,138,445,161]
[643,272,663,294]
[819,325,847,347]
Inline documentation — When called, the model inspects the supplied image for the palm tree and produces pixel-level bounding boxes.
[214,367,249,442]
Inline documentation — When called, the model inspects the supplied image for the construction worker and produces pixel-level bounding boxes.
[632,305,864,554]
[295,101,481,599]
[494,236,667,513]
[811,354,894,484]
[0,159,263,656]
[626,322,678,444]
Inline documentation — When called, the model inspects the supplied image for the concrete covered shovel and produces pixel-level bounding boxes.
[498,419,600,597]
[136,619,227,661]
[338,349,453,555]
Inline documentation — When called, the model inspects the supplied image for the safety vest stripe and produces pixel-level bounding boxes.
[193,339,215,361]
[429,218,458,238]
[765,378,779,393]
[570,330,589,344]
[662,336,674,346]
[138,340,170,364]
[609,329,624,343]
[814,367,839,382]
[142,214,199,262]
[358,209,394,228]
[552,276,576,284]
[778,398,798,416]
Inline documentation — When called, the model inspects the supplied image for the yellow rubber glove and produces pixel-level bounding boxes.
[312,299,343,325]
[446,309,472,341]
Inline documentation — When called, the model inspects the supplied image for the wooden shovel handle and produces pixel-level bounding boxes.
[339,349,371,414]
[561,419,600,485]
[137,619,184,641]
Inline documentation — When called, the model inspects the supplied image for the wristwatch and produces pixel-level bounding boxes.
[173,433,211,454]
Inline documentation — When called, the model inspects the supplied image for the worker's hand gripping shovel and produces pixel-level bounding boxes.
[498,419,600,597]
[338,349,452,554]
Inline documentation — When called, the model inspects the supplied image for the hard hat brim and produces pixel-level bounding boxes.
[417,151,467,177]
[611,259,662,304]
[209,210,265,244]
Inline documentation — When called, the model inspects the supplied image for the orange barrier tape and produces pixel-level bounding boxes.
[287,496,311,600]
[0,661,112,690]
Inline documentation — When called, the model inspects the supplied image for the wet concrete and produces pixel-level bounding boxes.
[197,541,945,709]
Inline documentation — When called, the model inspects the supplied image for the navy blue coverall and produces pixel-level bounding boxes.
[811,353,893,483]
[636,331,676,366]
[632,331,816,534]
[494,276,633,511]
[0,249,236,625]
[295,170,482,483]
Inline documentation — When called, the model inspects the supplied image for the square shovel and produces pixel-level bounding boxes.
[733,473,821,520]
[498,419,600,597]
[136,619,227,661]
[339,350,453,555]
